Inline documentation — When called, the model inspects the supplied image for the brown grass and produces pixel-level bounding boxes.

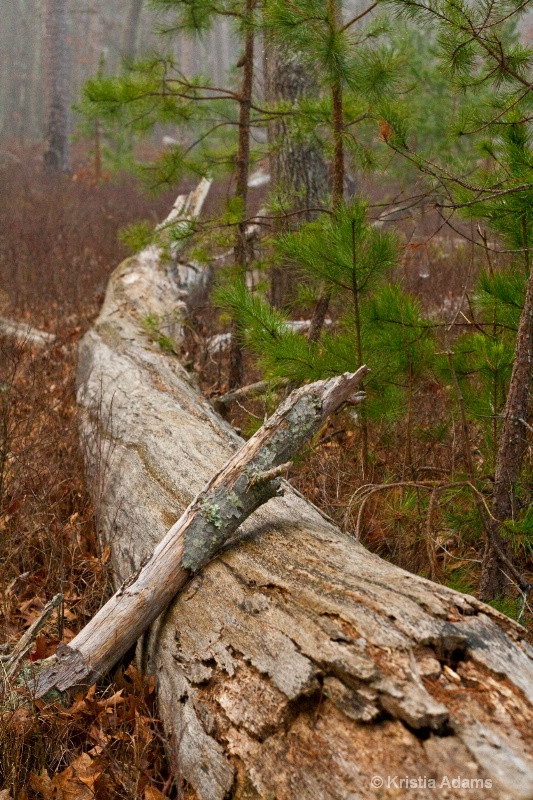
[0,153,178,799]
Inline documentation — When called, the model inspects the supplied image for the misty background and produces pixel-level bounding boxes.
[4,0,507,150]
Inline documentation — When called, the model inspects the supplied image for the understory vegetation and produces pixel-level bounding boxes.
[0,158,177,797]
[85,0,532,611]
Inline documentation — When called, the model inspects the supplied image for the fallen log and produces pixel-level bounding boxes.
[33,367,369,697]
[0,317,56,347]
[65,187,533,798]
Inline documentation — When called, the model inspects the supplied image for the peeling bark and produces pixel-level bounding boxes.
[68,190,533,799]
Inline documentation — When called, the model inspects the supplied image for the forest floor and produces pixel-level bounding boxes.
[0,149,531,799]
[0,152,180,799]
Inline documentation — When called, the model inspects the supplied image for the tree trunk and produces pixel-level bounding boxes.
[121,0,144,62]
[33,367,369,698]
[43,0,71,173]
[228,0,255,390]
[73,189,533,800]
[308,0,344,341]
[480,261,533,600]
[264,45,328,307]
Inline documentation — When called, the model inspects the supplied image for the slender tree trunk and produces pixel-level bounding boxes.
[265,46,328,307]
[228,0,255,390]
[43,0,71,173]
[308,0,344,343]
[121,0,144,62]
[331,73,344,205]
[480,261,533,600]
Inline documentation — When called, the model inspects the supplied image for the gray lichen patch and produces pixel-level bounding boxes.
[184,484,276,574]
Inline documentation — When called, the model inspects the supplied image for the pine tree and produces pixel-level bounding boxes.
[377,0,533,599]
[263,0,401,338]
[219,199,434,477]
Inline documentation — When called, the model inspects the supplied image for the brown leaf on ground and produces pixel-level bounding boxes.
[29,770,53,800]
[31,753,103,800]
[5,706,35,735]
[145,787,167,800]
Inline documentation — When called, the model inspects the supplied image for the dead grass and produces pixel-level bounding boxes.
[0,154,178,799]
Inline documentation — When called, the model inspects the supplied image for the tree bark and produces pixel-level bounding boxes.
[67,188,533,800]
[264,45,328,307]
[229,0,256,390]
[308,0,344,342]
[480,261,533,600]
[33,368,369,699]
[121,0,144,62]
[43,0,71,173]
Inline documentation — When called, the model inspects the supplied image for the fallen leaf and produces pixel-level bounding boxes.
[51,752,102,799]
[145,788,167,800]
[29,634,48,661]
[7,706,35,735]
[29,769,53,800]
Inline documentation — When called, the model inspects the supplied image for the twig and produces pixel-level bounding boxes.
[518,417,533,435]
[248,461,293,488]
[2,594,63,682]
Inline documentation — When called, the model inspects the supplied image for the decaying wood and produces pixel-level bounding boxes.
[33,367,368,698]
[56,183,533,798]
[0,317,56,347]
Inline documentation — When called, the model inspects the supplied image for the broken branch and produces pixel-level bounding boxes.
[2,593,62,682]
[29,367,369,699]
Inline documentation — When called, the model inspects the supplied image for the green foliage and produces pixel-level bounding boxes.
[76,0,533,601]
[218,200,434,425]
[119,220,155,254]
[142,312,178,353]
[502,507,533,560]
[487,595,522,621]
[446,569,475,597]
[276,200,399,294]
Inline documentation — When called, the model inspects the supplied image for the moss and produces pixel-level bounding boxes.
[142,311,177,354]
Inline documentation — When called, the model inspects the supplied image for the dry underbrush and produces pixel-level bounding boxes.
[0,156,178,799]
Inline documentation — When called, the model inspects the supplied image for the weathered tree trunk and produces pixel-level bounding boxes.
[73,192,533,800]
[34,368,369,698]
[264,45,328,306]
[43,0,71,173]
[480,260,533,600]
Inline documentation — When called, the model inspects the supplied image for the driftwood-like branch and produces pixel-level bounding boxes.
[213,379,274,409]
[0,317,56,347]
[33,368,368,698]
